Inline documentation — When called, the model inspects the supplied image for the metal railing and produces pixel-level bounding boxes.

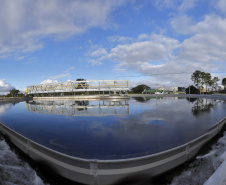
[26,80,129,95]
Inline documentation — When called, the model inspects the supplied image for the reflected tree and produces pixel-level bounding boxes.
[223,78,226,93]
[191,99,215,115]
[133,97,162,102]
[75,100,89,111]
[186,98,198,103]
[133,97,150,103]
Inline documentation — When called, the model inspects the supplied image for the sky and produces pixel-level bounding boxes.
[0,0,226,94]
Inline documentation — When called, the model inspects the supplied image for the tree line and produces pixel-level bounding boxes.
[130,70,226,94]
[191,70,226,94]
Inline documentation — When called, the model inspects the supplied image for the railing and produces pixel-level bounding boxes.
[26,80,129,95]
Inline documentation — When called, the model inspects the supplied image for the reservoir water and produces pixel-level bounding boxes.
[0,97,225,161]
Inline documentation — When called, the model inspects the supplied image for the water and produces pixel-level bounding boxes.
[0,97,226,160]
[0,97,226,184]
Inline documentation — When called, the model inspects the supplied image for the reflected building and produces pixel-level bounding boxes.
[189,98,225,116]
[26,100,130,116]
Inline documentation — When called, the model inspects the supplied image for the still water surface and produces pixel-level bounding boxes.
[0,97,225,160]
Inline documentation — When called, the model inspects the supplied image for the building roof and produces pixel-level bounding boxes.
[144,89,164,93]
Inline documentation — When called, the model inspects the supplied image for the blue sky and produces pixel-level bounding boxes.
[0,0,226,94]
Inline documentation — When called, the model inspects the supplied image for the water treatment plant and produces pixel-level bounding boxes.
[0,81,226,185]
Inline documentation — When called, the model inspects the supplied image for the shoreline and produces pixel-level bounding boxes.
[29,93,226,101]
[0,97,33,104]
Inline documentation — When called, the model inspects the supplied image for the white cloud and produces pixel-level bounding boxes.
[91,48,107,57]
[170,15,196,35]
[0,79,14,95]
[138,34,150,40]
[178,0,198,13]
[89,12,226,87]
[16,87,26,94]
[49,73,71,80]
[114,68,127,73]
[171,15,219,35]
[152,0,177,10]
[88,59,102,65]
[103,34,179,65]
[0,0,127,57]
[41,79,58,84]
[107,35,133,43]
[153,0,198,12]
[64,67,75,73]
[17,56,26,60]
[215,0,226,13]
[178,16,226,68]
[47,67,75,80]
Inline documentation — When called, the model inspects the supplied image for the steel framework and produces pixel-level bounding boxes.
[26,100,129,116]
[26,80,129,95]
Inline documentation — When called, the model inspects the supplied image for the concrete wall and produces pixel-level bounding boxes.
[33,94,130,101]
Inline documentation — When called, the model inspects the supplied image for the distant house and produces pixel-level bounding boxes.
[157,87,166,91]
[201,88,207,93]
[167,86,178,92]
[143,89,164,94]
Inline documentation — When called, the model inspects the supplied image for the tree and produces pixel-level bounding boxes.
[211,77,220,92]
[178,87,186,92]
[131,84,150,93]
[222,78,226,93]
[185,85,200,94]
[76,78,88,89]
[191,70,202,94]
[76,78,85,81]
[203,72,212,93]
[9,88,20,97]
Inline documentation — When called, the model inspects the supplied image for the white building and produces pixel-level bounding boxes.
[166,86,178,92]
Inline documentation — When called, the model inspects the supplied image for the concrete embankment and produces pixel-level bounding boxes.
[33,95,130,101]
[129,93,226,100]
[0,97,33,104]
[30,93,226,101]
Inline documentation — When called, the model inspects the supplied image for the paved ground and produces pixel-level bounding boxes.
[129,93,226,100]
[0,97,32,104]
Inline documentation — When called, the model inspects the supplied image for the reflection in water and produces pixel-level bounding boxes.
[26,100,130,116]
[187,98,225,116]
[133,96,163,103]
[0,104,14,115]
[186,97,198,103]
[0,97,226,159]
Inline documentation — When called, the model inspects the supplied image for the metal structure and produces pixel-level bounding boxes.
[26,80,129,95]
[26,100,130,116]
